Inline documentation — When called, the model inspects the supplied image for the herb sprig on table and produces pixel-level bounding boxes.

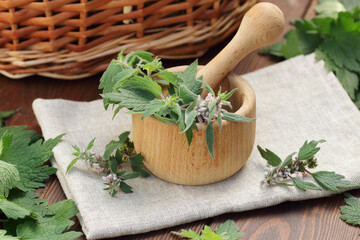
[258,140,359,192]
[172,219,244,240]
[99,50,255,158]
[0,111,82,240]
[66,131,149,197]
[259,0,360,109]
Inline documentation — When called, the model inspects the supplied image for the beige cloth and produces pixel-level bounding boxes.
[33,54,360,239]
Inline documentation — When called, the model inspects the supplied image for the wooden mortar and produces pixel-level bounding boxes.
[132,2,284,185]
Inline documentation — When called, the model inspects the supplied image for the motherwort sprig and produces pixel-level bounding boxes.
[258,140,359,192]
[66,131,149,197]
[99,51,255,158]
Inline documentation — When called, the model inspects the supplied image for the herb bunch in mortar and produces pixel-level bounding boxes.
[100,51,255,158]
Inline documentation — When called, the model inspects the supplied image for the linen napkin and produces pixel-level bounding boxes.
[33,54,360,239]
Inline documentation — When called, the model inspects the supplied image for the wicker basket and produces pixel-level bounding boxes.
[0,0,258,79]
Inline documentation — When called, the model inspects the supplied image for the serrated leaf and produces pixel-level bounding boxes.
[0,196,32,220]
[312,171,359,192]
[112,68,140,89]
[292,177,322,191]
[298,140,326,160]
[99,59,123,98]
[0,129,63,191]
[281,29,304,59]
[215,220,244,240]
[340,193,360,226]
[206,124,215,159]
[109,157,119,173]
[178,84,198,104]
[171,229,201,239]
[221,110,255,123]
[0,132,13,160]
[101,89,155,112]
[7,189,54,217]
[0,160,19,197]
[259,42,284,57]
[119,181,133,193]
[16,199,82,240]
[103,131,130,160]
[86,138,95,151]
[178,59,203,95]
[118,75,162,98]
[129,154,149,177]
[257,145,282,167]
[157,70,179,86]
[141,99,167,120]
[0,230,18,240]
[201,226,223,240]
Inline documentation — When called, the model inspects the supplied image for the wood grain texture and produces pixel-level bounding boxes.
[132,73,256,185]
[1,0,360,239]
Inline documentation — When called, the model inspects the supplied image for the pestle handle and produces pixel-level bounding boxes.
[198,2,285,97]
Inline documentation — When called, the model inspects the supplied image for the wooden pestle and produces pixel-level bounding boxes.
[198,2,285,98]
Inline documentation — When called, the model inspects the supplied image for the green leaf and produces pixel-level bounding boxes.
[141,99,167,120]
[129,154,149,177]
[0,111,16,127]
[0,195,32,220]
[298,140,326,160]
[65,158,79,174]
[101,89,155,112]
[157,70,179,86]
[340,193,360,226]
[103,131,130,160]
[201,226,224,240]
[222,88,238,101]
[207,101,217,124]
[121,172,139,180]
[257,145,282,167]
[215,220,244,239]
[99,59,123,95]
[0,132,13,159]
[202,81,215,96]
[281,152,296,168]
[312,171,360,192]
[0,128,63,191]
[281,29,304,59]
[221,110,255,123]
[171,229,201,239]
[178,84,198,104]
[185,127,194,146]
[0,230,18,240]
[292,178,322,191]
[206,124,215,159]
[154,114,177,124]
[16,199,82,240]
[109,157,119,173]
[7,189,54,217]
[183,109,197,133]
[119,181,133,193]
[335,68,359,100]
[259,42,284,57]
[0,160,19,197]
[86,138,95,151]
[118,75,162,98]
[178,59,203,95]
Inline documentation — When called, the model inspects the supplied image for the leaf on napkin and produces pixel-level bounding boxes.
[298,139,326,160]
[312,171,360,192]
[257,146,282,167]
[292,177,322,191]
[103,131,130,160]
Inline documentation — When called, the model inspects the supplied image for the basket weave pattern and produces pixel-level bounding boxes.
[0,0,258,79]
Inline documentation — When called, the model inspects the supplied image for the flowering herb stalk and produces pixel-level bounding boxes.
[99,50,255,158]
[258,140,359,192]
[66,131,149,197]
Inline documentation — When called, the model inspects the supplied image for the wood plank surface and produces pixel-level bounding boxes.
[1,0,359,239]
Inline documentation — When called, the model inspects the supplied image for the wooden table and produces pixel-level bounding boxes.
[1,0,359,239]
